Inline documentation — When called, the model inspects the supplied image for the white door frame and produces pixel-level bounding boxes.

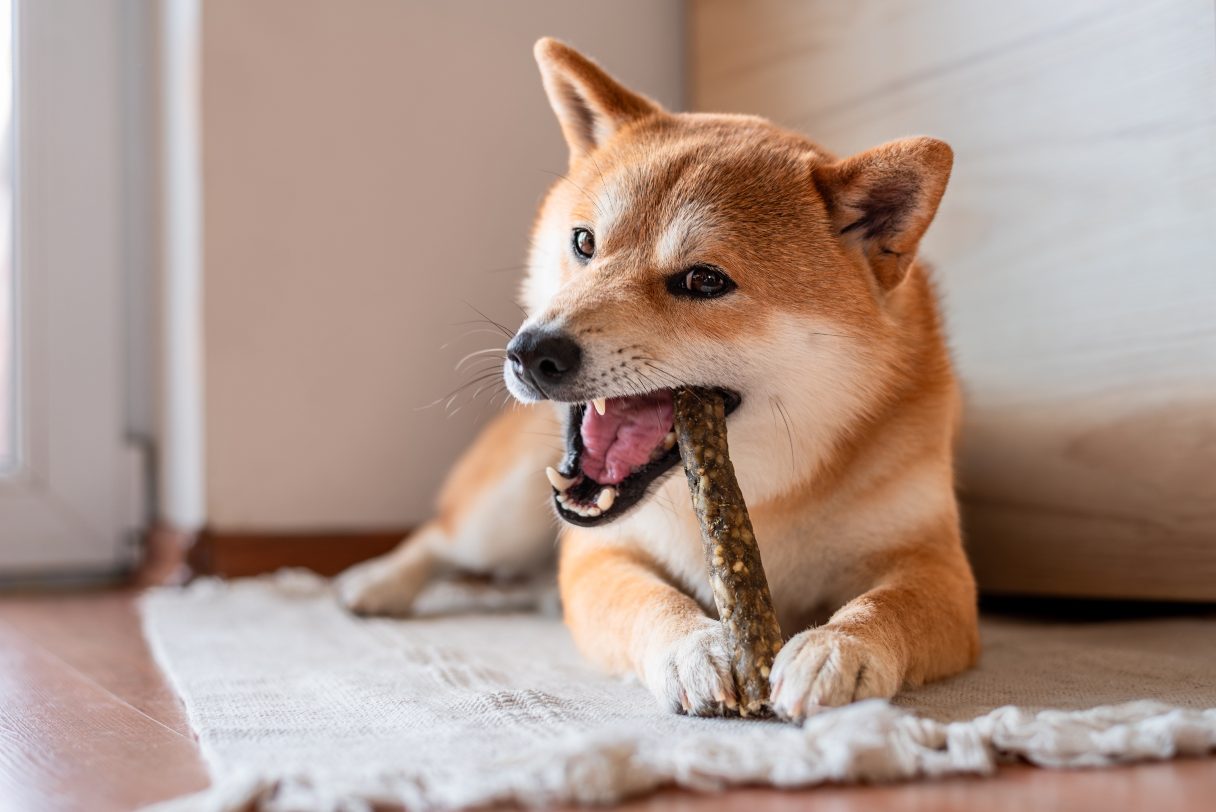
[158,0,206,534]
[0,0,132,574]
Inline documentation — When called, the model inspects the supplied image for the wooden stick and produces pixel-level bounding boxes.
[672,388,783,716]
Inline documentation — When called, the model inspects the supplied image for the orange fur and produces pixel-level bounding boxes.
[431,405,556,537]
[340,38,979,719]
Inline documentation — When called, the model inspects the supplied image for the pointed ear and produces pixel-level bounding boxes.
[534,37,662,162]
[813,137,953,291]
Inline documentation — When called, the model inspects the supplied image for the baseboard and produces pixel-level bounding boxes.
[186,528,411,579]
[134,524,198,586]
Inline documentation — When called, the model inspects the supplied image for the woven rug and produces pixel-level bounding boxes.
[141,570,1216,811]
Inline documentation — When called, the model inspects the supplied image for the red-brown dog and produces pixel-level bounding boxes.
[340,39,979,720]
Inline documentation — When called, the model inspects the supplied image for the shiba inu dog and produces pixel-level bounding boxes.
[339,39,979,719]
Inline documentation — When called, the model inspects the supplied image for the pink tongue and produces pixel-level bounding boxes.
[580,392,674,485]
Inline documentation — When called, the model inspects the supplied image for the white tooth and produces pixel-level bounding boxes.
[545,466,576,491]
[588,507,602,517]
[592,397,607,416]
[556,493,567,504]
[596,487,616,511]
[663,432,676,450]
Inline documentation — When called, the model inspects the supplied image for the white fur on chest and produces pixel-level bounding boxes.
[597,475,845,630]
[589,442,954,633]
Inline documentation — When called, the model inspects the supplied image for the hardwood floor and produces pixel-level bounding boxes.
[0,588,1212,812]
[0,589,209,811]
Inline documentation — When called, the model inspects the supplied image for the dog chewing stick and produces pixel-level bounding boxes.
[672,388,784,716]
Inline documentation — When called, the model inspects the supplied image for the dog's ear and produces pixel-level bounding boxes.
[534,37,662,162]
[813,137,953,292]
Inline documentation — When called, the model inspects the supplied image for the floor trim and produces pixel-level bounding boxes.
[183,528,410,579]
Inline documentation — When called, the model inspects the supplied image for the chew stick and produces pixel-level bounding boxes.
[672,388,783,716]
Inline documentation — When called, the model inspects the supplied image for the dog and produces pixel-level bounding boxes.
[338,38,979,720]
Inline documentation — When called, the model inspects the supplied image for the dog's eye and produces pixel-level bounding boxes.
[572,228,595,260]
[669,265,735,299]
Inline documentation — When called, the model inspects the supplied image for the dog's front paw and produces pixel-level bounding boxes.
[641,618,737,717]
[768,627,901,721]
[336,543,433,617]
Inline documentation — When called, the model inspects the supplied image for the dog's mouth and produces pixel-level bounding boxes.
[546,388,742,527]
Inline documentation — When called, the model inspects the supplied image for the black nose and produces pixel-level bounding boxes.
[506,328,582,389]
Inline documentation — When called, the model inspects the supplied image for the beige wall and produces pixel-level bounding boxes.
[692,0,1216,599]
[203,1,685,530]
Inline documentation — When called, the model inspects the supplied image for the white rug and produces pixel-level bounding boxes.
[141,570,1216,811]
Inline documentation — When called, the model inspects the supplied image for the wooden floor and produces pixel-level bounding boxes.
[0,589,1213,812]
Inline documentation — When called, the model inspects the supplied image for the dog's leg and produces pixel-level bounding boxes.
[768,528,979,720]
[338,404,560,616]
[336,521,444,616]
[559,530,737,715]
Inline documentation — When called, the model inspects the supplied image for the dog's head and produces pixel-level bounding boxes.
[506,38,953,527]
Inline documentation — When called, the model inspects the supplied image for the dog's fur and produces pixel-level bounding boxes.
[338,39,979,720]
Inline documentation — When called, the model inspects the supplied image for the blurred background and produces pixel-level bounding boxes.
[0,0,1213,600]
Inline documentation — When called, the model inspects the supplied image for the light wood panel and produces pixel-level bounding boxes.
[691,0,1216,599]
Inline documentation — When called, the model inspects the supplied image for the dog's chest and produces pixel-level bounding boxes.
[619,477,845,632]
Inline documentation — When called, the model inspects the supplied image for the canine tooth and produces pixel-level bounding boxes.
[545,466,576,491]
[663,432,676,450]
[596,487,616,511]
[556,493,568,504]
[592,397,607,416]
